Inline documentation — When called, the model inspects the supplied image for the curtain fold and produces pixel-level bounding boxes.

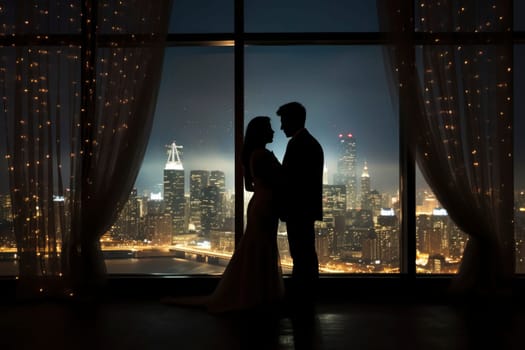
[1,0,172,298]
[65,0,173,295]
[378,0,514,295]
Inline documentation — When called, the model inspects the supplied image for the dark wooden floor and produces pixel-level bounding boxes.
[1,296,523,350]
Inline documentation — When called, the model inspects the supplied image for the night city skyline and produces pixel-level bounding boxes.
[134,45,400,197]
[0,1,524,277]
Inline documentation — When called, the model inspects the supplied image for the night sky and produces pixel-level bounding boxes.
[136,44,399,195]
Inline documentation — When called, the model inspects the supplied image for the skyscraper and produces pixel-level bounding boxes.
[209,170,226,196]
[322,184,347,228]
[0,193,14,247]
[145,197,171,245]
[360,161,371,210]
[0,194,12,222]
[164,141,186,238]
[322,184,347,256]
[110,188,140,241]
[209,170,226,228]
[201,185,220,235]
[334,133,358,209]
[189,170,209,233]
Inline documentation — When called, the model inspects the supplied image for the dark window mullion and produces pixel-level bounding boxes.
[399,0,417,278]
[234,0,244,249]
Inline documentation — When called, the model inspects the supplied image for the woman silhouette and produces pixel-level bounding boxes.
[163,116,284,313]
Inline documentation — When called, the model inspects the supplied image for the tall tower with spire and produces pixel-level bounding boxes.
[334,133,358,209]
[164,141,186,238]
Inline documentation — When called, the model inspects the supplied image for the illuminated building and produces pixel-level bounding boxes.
[368,190,382,218]
[322,184,347,228]
[189,170,210,233]
[0,194,12,222]
[110,189,140,242]
[201,185,220,235]
[189,170,229,235]
[376,209,399,265]
[377,208,397,227]
[360,161,371,210]
[0,194,14,247]
[363,210,399,266]
[145,198,171,245]
[428,209,450,258]
[315,229,331,264]
[334,133,358,209]
[416,191,440,215]
[209,170,226,228]
[416,208,467,271]
[322,184,347,256]
[164,141,186,238]
[361,229,378,263]
[338,209,373,261]
[416,214,432,255]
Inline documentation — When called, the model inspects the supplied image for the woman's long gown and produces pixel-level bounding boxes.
[172,148,284,313]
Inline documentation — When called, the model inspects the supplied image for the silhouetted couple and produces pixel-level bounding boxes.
[163,102,324,316]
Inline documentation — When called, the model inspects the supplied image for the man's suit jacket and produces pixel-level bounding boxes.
[281,128,324,222]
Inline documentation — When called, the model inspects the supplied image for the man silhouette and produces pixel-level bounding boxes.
[277,102,324,310]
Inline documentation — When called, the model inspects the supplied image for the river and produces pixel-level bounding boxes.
[0,257,227,276]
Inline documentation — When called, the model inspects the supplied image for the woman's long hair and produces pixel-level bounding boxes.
[242,116,271,191]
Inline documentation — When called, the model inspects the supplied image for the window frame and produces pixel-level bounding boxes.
[1,0,524,283]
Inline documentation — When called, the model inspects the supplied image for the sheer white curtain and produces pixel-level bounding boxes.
[1,0,172,298]
[378,0,514,296]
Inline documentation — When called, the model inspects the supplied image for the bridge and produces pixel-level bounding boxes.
[1,245,340,273]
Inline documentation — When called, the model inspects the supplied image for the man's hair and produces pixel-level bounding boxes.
[276,101,306,124]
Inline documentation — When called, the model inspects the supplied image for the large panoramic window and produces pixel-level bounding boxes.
[104,47,234,274]
[245,45,400,273]
[0,1,523,280]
